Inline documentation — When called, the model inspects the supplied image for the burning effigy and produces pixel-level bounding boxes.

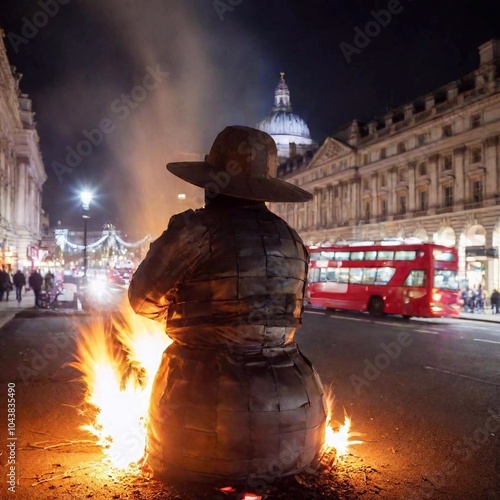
[128,126,325,485]
[72,126,361,490]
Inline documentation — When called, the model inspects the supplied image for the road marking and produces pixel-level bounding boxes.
[424,366,500,386]
[473,338,500,345]
[329,316,371,323]
[415,329,438,334]
[305,310,326,315]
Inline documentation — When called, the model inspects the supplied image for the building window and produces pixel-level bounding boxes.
[443,155,453,170]
[442,124,453,137]
[398,195,407,215]
[419,190,428,211]
[363,179,370,191]
[364,201,371,220]
[397,142,406,154]
[363,154,368,165]
[472,180,483,203]
[380,147,387,159]
[381,199,387,217]
[471,114,481,129]
[398,168,407,182]
[444,185,454,207]
[380,173,387,187]
[471,148,482,163]
[418,162,427,176]
[417,134,426,146]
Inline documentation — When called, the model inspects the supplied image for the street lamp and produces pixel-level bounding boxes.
[80,191,93,277]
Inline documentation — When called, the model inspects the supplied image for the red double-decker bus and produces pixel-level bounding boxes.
[307,242,461,318]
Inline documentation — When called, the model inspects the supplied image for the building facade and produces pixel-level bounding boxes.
[0,30,47,270]
[270,39,500,290]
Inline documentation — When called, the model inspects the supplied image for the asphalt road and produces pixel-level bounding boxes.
[0,308,499,499]
[297,308,500,499]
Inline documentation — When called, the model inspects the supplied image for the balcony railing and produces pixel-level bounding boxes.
[436,206,454,214]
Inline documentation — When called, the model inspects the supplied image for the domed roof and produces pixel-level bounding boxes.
[256,73,312,141]
[257,110,311,138]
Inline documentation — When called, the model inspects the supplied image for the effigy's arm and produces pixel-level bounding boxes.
[128,210,207,321]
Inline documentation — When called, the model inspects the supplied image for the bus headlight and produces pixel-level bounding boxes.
[432,291,442,302]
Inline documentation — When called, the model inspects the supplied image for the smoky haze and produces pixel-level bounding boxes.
[37,0,272,239]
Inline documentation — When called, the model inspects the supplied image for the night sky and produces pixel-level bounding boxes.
[0,0,499,237]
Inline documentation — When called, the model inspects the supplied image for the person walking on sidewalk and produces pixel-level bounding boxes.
[491,289,500,314]
[0,266,8,302]
[13,269,26,303]
[28,270,43,308]
[3,271,13,301]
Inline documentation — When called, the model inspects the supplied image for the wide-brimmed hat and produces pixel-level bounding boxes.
[167,126,313,202]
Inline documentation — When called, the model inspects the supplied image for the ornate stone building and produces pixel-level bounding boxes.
[0,30,47,270]
[256,73,317,161]
[270,39,500,290]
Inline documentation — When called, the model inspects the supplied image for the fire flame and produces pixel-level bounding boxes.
[71,301,361,471]
[70,301,171,468]
[322,390,363,459]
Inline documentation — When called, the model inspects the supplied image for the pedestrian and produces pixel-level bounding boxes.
[13,269,26,303]
[491,289,500,314]
[128,126,325,483]
[44,270,54,290]
[3,271,13,301]
[0,266,8,301]
[28,270,44,307]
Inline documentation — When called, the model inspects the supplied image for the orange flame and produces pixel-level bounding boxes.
[71,301,171,468]
[72,301,361,471]
[322,389,363,459]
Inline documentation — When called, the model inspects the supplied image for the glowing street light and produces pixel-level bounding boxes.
[80,191,93,277]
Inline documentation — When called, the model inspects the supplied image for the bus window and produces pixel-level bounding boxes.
[335,251,350,261]
[362,268,376,284]
[433,250,455,261]
[308,268,320,282]
[434,270,459,290]
[319,268,328,282]
[338,267,349,283]
[350,251,365,261]
[378,250,395,260]
[364,250,377,260]
[326,268,337,281]
[349,268,363,284]
[404,270,426,287]
[375,267,396,284]
[395,250,416,260]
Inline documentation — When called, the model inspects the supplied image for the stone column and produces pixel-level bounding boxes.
[16,161,27,227]
[428,154,439,213]
[408,161,417,213]
[485,136,499,201]
[388,167,397,215]
[327,186,333,227]
[370,173,377,218]
[454,146,466,207]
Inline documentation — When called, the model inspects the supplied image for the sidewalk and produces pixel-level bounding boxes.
[0,288,37,329]
[459,307,500,323]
